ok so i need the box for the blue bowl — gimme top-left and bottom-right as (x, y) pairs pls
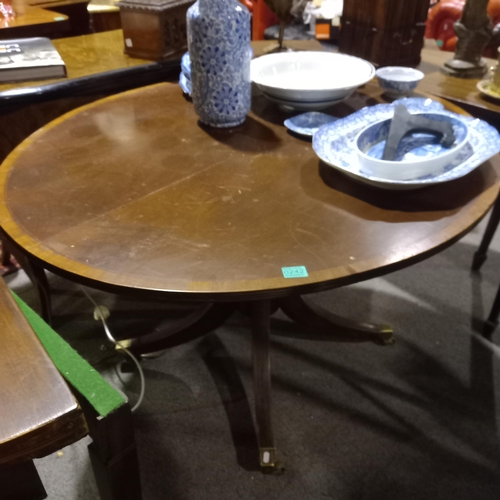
(376, 66), (424, 97)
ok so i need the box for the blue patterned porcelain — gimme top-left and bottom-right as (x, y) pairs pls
(187, 0), (251, 128)
(357, 113), (468, 160)
(312, 98), (500, 190)
(181, 52), (191, 80)
(375, 67), (424, 97)
(355, 113), (470, 181)
(179, 72), (192, 95)
(284, 112), (339, 137)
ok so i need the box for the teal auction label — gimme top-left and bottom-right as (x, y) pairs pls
(282, 266), (308, 278)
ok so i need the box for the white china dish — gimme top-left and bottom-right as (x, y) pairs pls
(312, 98), (500, 190)
(375, 66), (424, 97)
(261, 91), (348, 111)
(354, 113), (470, 181)
(251, 51), (375, 103)
(284, 112), (339, 137)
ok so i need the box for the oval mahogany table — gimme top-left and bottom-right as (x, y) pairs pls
(1, 82), (499, 471)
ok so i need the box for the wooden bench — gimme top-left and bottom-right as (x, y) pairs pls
(0, 277), (143, 499)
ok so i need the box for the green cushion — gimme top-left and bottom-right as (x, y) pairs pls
(12, 292), (126, 417)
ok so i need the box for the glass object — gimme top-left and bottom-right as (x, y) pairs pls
(0, 0), (15, 19)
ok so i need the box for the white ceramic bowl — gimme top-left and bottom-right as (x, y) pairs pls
(354, 112), (470, 181)
(251, 51), (375, 102)
(375, 67), (424, 97)
(261, 90), (350, 111)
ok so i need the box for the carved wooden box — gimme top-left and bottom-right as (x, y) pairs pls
(118, 0), (194, 61)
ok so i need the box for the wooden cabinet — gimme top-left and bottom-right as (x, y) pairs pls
(339, 0), (431, 67)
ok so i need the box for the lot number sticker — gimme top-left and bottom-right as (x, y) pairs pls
(282, 266), (308, 278)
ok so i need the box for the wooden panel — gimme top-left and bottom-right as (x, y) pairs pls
(0, 278), (87, 464)
(340, 21), (426, 67)
(340, 0), (431, 65)
(342, 0), (430, 29)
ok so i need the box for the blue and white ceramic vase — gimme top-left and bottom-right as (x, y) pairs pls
(187, 0), (251, 128)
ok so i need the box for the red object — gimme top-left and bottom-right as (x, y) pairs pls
(240, 0), (279, 40)
(426, 0), (500, 52)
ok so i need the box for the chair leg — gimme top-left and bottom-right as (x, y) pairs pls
(1, 236), (12, 267)
(73, 391), (142, 500)
(0, 229), (52, 324)
(484, 282), (500, 336)
(0, 460), (47, 500)
(473, 190), (500, 271)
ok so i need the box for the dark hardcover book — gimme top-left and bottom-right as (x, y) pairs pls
(0, 37), (66, 83)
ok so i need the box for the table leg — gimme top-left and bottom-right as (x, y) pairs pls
(250, 300), (284, 474)
(472, 190), (500, 271)
(0, 460), (47, 500)
(0, 228), (52, 324)
(1, 236), (12, 266)
(279, 295), (394, 345)
(484, 282), (500, 337)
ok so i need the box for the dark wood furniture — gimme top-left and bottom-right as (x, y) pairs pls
(27, 0), (92, 37)
(472, 191), (500, 273)
(340, 0), (431, 66)
(0, 79), (498, 470)
(418, 40), (500, 123)
(0, 277), (143, 499)
(88, 0), (121, 32)
(119, 0), (194, 61)
(417, 43), (500, 338)
(0, 6), (70, 39)
(0, 277), (87, 498)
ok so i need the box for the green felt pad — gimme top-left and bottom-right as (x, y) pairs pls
(12, 292), (126, 417)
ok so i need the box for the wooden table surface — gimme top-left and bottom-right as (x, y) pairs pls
(418, 40), (500, 120)
(0, 81), (498, 300)
(0, 6), (69, 37)
(0, 6), (68, 29)
(0, 278), (87, 464)
(0, 29), (149, 94)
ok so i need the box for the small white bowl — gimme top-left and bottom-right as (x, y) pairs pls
(376, 67), (424, 97)
(251, 51), (375, 103)
(354, 112), (470, 181)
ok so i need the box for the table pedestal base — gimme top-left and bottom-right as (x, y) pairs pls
(126, 295), (394, 472)
(3, 234), (395, 474)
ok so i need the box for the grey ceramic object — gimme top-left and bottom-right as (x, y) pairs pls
(187, 0), (251, 128)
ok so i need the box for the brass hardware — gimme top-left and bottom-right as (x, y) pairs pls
(259, 447), (276, 467)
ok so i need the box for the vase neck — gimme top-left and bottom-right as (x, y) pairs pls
(199, 0), (234, 9)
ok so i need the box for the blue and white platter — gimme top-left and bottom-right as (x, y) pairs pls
(312, 97), (500, 190)
(284, 112), (339, 137)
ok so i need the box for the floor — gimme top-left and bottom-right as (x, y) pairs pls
(6, 213), (500, 500)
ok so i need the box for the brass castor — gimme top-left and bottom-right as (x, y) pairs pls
(262, 461), (285, 475)
(374, 326), (395, 346)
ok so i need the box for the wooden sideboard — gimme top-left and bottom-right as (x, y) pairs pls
(0, 5), (70, 38)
